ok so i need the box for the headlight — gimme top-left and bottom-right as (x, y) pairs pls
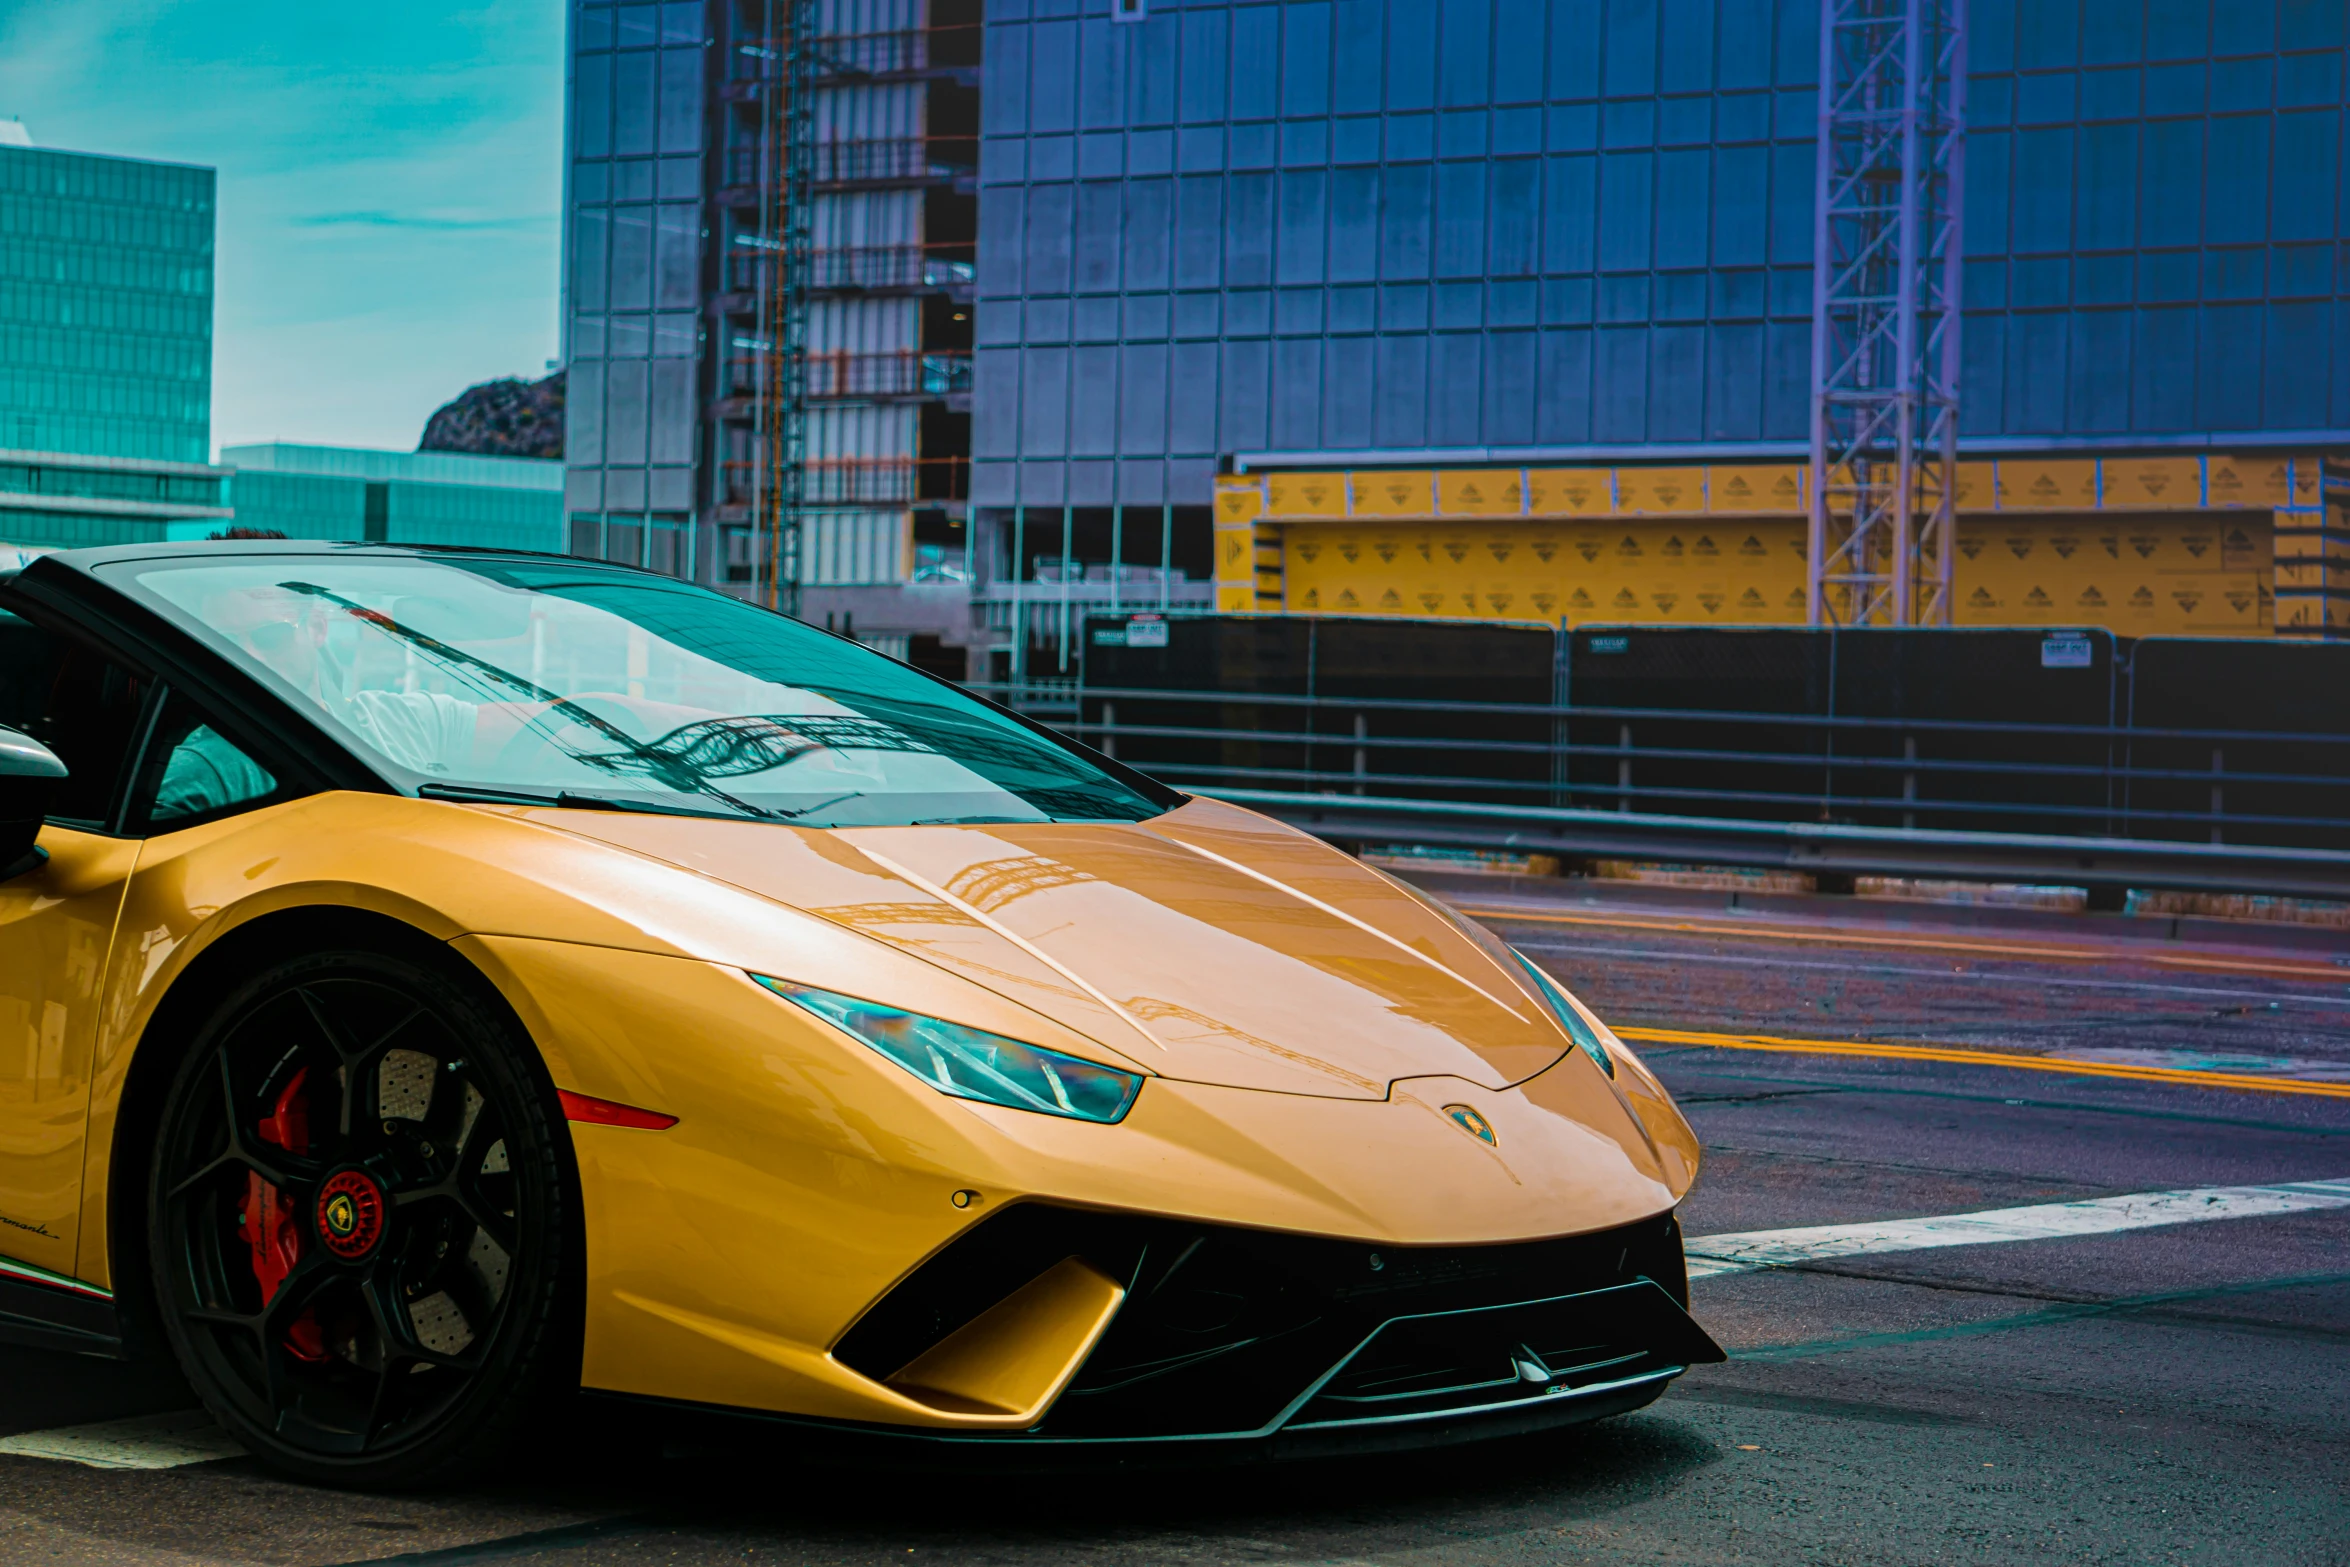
(754, 976), (1143, 1123)
(1511, 950), (1615, 1078)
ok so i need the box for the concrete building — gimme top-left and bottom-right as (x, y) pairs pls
(0, 123), (231, 550)
(560, 0), (2350, 661)
(208, 444), (565, 554)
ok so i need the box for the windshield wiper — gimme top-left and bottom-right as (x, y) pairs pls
(415, 782), (744, 819)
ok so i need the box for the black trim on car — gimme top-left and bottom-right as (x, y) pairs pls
(0, 554), (393, 808)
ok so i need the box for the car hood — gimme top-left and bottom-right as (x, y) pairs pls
(535, 795), (1571, 1100)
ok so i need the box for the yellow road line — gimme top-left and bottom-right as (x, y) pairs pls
(1456, 904), (2348, 983)
(1614, 1024), (2350, 1100)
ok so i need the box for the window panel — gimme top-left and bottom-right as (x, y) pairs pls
(1021, 346), (1070, 456)
(1070, 345), (1118, 454)
(605, 357), (649, 463)
(1598, 151), (1653, 272)
(1427, 332), (1481, 444)
(1282, 2), (1332, 116)
(1026, 182), (1076, 294)
(1488, 158), (1539, 276)
(1322, 334), (1374, 447)
(1226, 171), (1275, 286)
(1380, 162), (1433, 278)
(1372, 333), (1427, 445)
(614, 50), (655, 156)
(1440, 0), (1490, 107)
(1168, 342), (1220, 451)
(653, 203), (698, 308)
(1541, 155), (1596, 272)
(1119, 343), (1168, 452)
(1277, 170), (1329, 284)
(649, 358), (694, 463)
(1179, 9), (1228, 122)
(1492, 0), (1543, 103)
(571, 208), (609, 313)
(1175, 174), (1223, 287)
(1122, 177), (1172, 289)
(657, 49), (701, 154)
(1218, 338), (1269, 451)
(1387, 0), (1437, 111)
(1435, 160), (1487, 277)
(1271, 337), (1321, 448)
(1033, 21), (1078, 132)
(2204, 116), (2270, 246)
(1076, 181), (1122, 290)
(1329, 166), (1379, 282)
(1232, 5), (1278, 119)
(1535, 327), (1592, 442)
(574, 52), (612, 159)
(609, 206), (653, 310)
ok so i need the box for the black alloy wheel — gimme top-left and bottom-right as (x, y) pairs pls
(150, 948), (576, 1487)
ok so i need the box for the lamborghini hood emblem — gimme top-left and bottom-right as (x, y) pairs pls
(1443, 1104), (1498, 1146)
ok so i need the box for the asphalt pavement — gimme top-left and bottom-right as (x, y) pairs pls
(3, 877), (2346, 1566)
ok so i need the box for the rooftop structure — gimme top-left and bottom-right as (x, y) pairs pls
(206, 444), (564, 554)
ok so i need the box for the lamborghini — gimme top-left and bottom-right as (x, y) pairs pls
(0, 540), (1718, 1487)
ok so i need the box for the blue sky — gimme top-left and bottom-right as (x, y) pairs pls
(0, 1), (566, 456)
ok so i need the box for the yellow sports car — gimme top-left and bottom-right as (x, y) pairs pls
(0, 541), (1717, 1487)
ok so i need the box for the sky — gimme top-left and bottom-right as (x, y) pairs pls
(0, 1), (566, 457)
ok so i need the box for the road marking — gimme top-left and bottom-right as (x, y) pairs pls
(1615, 1023), (2350, 1099)
(1685, 1177), (2350, 1280)
(0, 1408), (244, 1469)
(1456, 904), (2349, 982)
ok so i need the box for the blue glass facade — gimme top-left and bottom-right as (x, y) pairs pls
(0, 141), (214, 465)
(970, 0), (2350, 510)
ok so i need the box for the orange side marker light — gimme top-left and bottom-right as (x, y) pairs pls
(557, 1089), (680, 1130)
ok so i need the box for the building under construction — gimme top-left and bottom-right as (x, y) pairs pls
(559, 0), (2350, 672)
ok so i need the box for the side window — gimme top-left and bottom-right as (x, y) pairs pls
(0, 614), (157, 829)
(129, 693), (281, 834)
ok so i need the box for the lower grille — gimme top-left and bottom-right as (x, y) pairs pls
(833, 1205), (1723, 1442)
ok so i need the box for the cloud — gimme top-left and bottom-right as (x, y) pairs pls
(297, 210), (555, 232)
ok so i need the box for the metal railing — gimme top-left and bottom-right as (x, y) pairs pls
(726, 246), (975, 293)
(1194, 789), (2350, 903)
(726, 139), (975, 190)
(734, 25), (982, 80)
(980, 680), (2350, 853)
(723, 350), (972, 400)
(720, 456), (967, 506)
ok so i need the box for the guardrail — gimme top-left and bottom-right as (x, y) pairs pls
(1196, 788), (2350, 903)
(1024, 679), (2350, 851)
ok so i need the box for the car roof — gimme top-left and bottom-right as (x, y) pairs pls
(44, 540), (617, 574)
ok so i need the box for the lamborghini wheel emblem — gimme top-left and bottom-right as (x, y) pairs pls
(316, 1170), (386, 1260)
(1443, 1104), (1498, 1147)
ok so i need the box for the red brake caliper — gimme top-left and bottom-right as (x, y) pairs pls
(241, 1068), (328, 1361)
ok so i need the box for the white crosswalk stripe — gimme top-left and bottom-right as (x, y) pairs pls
(0, 1409), (244, 1470)
(1685, 1177), (2350, 1280)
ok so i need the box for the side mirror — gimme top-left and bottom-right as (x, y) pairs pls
(0, 726), (67, 881)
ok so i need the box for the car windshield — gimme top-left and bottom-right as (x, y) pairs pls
(107, 552), (1178, 828)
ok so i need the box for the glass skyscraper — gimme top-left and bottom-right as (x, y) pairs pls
(0, 127), (230, 550)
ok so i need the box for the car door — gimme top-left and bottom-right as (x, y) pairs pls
(0, 614), (153, 1285)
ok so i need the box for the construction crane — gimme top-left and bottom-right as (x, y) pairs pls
(1806, 0), (1969, 627)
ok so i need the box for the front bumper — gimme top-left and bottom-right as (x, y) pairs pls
(620, 1205), (1723, 1465)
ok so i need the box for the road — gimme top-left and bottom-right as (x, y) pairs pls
(3, 879), (2346, 1565)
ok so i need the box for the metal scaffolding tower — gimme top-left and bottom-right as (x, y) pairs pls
(1805, 0), (1968, 627)
(753, 0), (815, 616)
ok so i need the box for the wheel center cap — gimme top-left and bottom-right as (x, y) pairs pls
(315, 1169), (386, 1260)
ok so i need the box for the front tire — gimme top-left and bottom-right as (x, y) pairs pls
(148, 947), (576, 1487)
